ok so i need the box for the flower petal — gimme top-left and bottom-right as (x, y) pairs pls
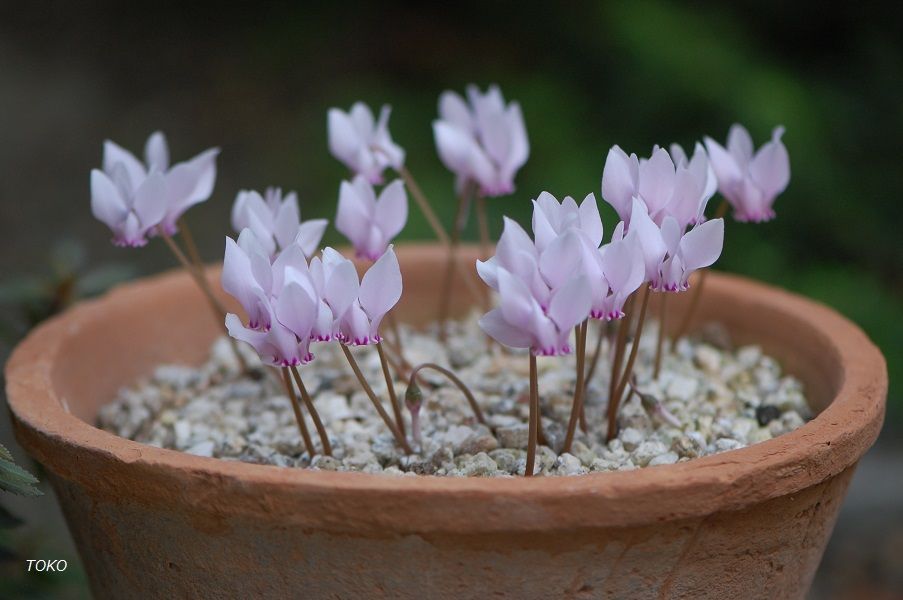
(478, 308), (532, 349)
(144, 131), (169, 172)
(679, 218), (724, 272)
(90, 169), (128, 228)
(374, 179), (408, 242)
(103, 140), (146, 187)
(601, 145), (638, 222)
(359, 246), (402, 321)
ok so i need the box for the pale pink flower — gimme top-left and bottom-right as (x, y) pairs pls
(335, 176), (408, 261)
(479, 268), (591, 356)
(652, 216), (724, 292)
(222, 229), (319, 366)
(433, 84), (529, 197)
(601, 144), (714, 229)
(336, 246), (403, 345)
(90, 165), (166, 247)
(704, 124), (790, 222)
(231, 187), (327, 258)
(328, 102), (405, 184)
(531, 191), (604, 253)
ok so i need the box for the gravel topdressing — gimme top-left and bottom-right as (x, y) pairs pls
(98, 314), (812, 477)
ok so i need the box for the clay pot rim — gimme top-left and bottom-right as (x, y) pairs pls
(5, 243), (887, 532)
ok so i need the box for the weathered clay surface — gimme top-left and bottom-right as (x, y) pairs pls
(5, 244), (887, 599)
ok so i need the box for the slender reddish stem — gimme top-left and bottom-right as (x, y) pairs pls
(525, 354), (539, 477)
(562, 320), (588, 454)
(289, 366), (332, 456)
(653, 292), (668, 379)
(407, 363), (486, 426)
(159, 229), (249, 372)
(396, 164), (450, 246)
(281, 367), (315, 457)
(376, 342), (405, 437)
(608, 286), (651, 441)
(438, 183), (473, 341)
(340, 344), (413, 454)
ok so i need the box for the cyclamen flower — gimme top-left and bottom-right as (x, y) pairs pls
(531, 196), (644, 322)
(336, 246), (403, 345)
(231, 187), (328, 258)
(531, 191), (604, 253)
(601, 144), (714, 229)
(222, 230), (319, 366)
(476, 217), (550, 308)
(90, 165), (167, 247)
(335, 176), (408, 261)
(704, 124), (790, 222)
(479, 268), (591, 356)
(595, 225), (646, 319)
(627, 198), (725, 292)
(433, 84), (529, 197)
(91, 132), (218, 247)
(328, 102), (405, 184)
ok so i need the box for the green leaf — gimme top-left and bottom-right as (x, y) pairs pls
(0, 443), (12, 462)
(0, 458), (42, 497)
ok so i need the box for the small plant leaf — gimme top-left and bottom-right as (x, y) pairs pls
(0, 443), (12, 462)
(0, 457), (43, 497)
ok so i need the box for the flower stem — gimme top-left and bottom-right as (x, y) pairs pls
(438, 183), (473, 342)
(673, 199), (729, 340)
(581, 320), (609, 434)
(608, 286), (651, 441)
(281, 367), (315, 457)
(475, 194), (492, 311)
(525, 354), (539, 477)
(653, 292), (668, 379)
(608, 296), (634, 406)
(289, 365), (332, 456)
(562, 320), (588, 454)
(407, 363), (486, 426)
(396, 165), (450, 246)
(158, 229), (249, 372)
(177, 216), (204, 273)
(376, 342), (405, 437)
(340, 344), (413, 454)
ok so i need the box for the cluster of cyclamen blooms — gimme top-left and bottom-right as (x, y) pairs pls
(475, 144), (728, 356)
(222, 231), (402, 367)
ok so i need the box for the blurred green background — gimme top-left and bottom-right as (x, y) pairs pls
(1, 1), (900, 597)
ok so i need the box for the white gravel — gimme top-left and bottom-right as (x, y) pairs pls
(98, 313), (812, 477)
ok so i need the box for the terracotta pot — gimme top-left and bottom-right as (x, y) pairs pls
(5, 243), (886, 599)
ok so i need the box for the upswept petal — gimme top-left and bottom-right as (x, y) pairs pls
(601, 145), (638, 222)
(749, 127), (790, 198)
(359, 246), (402, 323)
(328, 108), (361, 165)
(103, 140), (146, 187)
(478, 308), (533, 349)
(144, 131), (170, 172)
(132, 171), (167, 229)
(90, 169), (128, 228)
(637, 147), (676, 216)
(374, 179), (408, 241)
(679, 218), (724, 272)
(727, 123), (754, 166)
(547, 275), (591, 332)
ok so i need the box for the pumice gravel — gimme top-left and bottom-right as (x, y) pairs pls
(99, 314), (811, 477)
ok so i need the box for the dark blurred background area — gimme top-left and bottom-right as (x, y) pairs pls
(0, 2), (900, 598)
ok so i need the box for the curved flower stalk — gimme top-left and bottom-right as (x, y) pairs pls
(335, 176), (408, 261)
(601, 144), (715, 229)
(231, 187), (328, 259)
(328, 102), (405, 184)
(704, 124), (790, 222)
(433, 84), (529, 197)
